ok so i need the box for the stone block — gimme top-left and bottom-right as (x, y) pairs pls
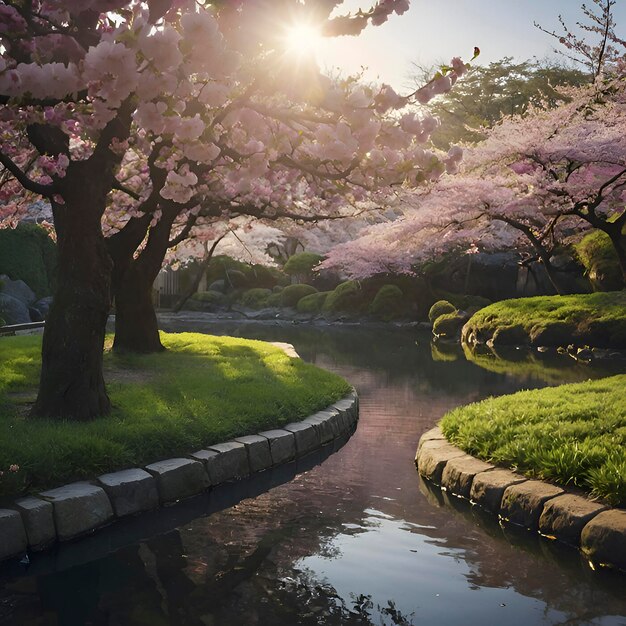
(417, 426), (446, 454)
(97, 468), (159, 517)
(500, 480), (564, 529)
(0, 509), (27, 560)
(203, 441), (250, 483)
(233, 435), (272, 473)
(301, 413), (335, 444)
(283, 422), (320, 456)
(441, 456), (494, 499)
(332, 395), (358, 431)
(145, 458), (210, 503)
(415, 440), (466, 485)
(12, 496), (55, 550)
(258, 429), (296, 465)
(40, 482), (114, 541)
(539, 494), (607, 547)
(470, 469), (527, 513)
(581, 509), (626, 571)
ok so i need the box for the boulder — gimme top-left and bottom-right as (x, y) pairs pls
(0, 276), (35, 305)
(580, 509), (626, 571)
(470, 469), (527, 513)
(441, 456), (494, 499)
(500, 480), (564, 529)
(29, 306), (44, 322)
(415, 440), (467, 485)
(0, 293), (31, 325)
(33, 297), (53, 318)
(539, 494), (607, 547)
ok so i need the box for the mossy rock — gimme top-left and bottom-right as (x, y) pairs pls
(369, 285), (408, 321)
(435, 291), (492, 313)
(323, 281), (370, 315)
(433, 311), (466, 338)
(281, 284), (318, 307)
(239, 288), (272, 309)
(490, 325), (529, 347)
(283, 252), (324, 277)
(530, 321), (574, 347)
(297, 291), (329, 314)
(428, 300), (457, 323)
(575, 231), (622, 292)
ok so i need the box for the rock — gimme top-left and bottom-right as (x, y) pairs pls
(0, 276), (35, 305)
(500, 480), (564, 529)
(203, 441), (250, 483)
(470, 469), (527, 513)
(28, 306), (44, 322)
(539, 494), (607, 547)
(233, 435), (273, 472)
(145, 458), (210, 503)
(416, 426), (446, 454)
(12, 496), (55, 550)
(40, 482), (114, 540)
(441, 456), (494, 499)
(282, 422), (320, 456)
(415, 440), (467, 485)
(258, 429), (296, 465)
(489, 325), (529, 347)
(97, 468), (159, 517)
(301, 411), (336, 444)
(0, 293), (31, 325)
(0, 509), (27, 560)
(580, 509), (626, 571)
(530, 322), (574, 347)
(208, 279), (226, 293)
(33, 297), (53, 317)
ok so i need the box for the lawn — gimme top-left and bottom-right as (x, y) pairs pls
(462, 291), (626, 348)
(0, 332), (350, 498)
(440, 375), (626, 506)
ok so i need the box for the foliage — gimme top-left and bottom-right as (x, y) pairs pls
(574, 230), (623, 291)
(280, 284), (318, 308)
(323, 281), (370, 315)
(239, 288), (272, 309)
(441, 375), (626, 506)
(266, 292), (284, 307)
(191, 290), (227, 307)
(432, 311), (465, 337)
(428, 300), (457, 323)
(297, 291), (330, 314)
(0, 224), (57, 298)
(463, 292), (626, 348)
(283, 252), (324, 277)
(0, 333), (350, 497)
(434, 291), (492, 313)
(369, 284), (408, 321)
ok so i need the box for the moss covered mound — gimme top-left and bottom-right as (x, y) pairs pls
(297, 291), (329, 314)
(323, 281), (370, 315)
(280, 284), (318, 307)
(428, 300), (457, 323)
(575, 231), (622, 292)
(369, 285), (408, 321)
(441, 375), (626, 506)
(462, 292), (626, 349)
(0, 332), (350, 498)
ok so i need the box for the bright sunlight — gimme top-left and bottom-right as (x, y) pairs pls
(283, 22), (323, 57)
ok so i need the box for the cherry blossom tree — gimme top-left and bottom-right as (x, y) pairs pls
(0, 0), (471, 419)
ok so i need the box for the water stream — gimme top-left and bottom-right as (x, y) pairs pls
(1, 321), (624, 625)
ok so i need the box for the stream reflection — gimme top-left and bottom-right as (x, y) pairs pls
(0, 321), (624, 625)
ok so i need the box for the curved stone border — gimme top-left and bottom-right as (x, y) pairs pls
(0, 345), (359, 564)
(415, 427), (626, 573)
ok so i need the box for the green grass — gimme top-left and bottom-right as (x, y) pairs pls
(440, 375), (626, 506)
(463, 292), (626, 348)
(0, 332), (350, 498)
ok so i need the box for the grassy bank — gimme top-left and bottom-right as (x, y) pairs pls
(440, 375), (626, 506)
(0, 332), (350, 498)
(462, 291), (626, 348)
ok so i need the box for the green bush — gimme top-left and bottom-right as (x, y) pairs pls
(369, 284), (408, 321)
(297, 291), (329, 314)
(266, 292), (283, 307)
(575, 230), (622, 291)
(204, 255), (288, 290)
(283, 252), (324, 278)
(434, 291), (492, 312)
(191, 290), (227, 306)
(323, 280), (369, 315)
(433, 311), (465, 337)
(0, 224), (57, 297)
(0, 317), (5, 327)
(428, 300), (457, 323)
(239, 288), (272, 308)
(281, 284), (318, 307)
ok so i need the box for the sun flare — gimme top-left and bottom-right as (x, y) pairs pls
(284, 22), (323, 56)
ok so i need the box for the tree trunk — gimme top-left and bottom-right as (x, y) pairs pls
(607, 230), (626, 287)
(32, 175), (112, 420)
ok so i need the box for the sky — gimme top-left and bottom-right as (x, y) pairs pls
(315, 0), (626, 90)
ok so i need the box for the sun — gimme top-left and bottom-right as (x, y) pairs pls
(283, 22), (323, 57)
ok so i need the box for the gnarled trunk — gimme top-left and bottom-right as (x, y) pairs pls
(32, 171), (112, 420)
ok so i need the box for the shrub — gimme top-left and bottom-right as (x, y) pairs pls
(433, 311), (466, 337)
(369, 284), (408, 321)
(323, 280), (369, 315)
(0, 224), (57, 297)
(239, 288), (272, 308)
(575, 230), (622, 291)
(281, 284), (318, 307)
(191, 290), (227, 307)
(297, 291), (329, 314)
(435, 291), (492, 312)
(266, 292), (283, 307)
(428, 300), (456, 323)
(0, 317), (5, 327)
(283, 252), (324, 279)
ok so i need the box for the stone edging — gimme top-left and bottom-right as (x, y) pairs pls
(415, 427), (626, 573)
(0, 354), (358, 564)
